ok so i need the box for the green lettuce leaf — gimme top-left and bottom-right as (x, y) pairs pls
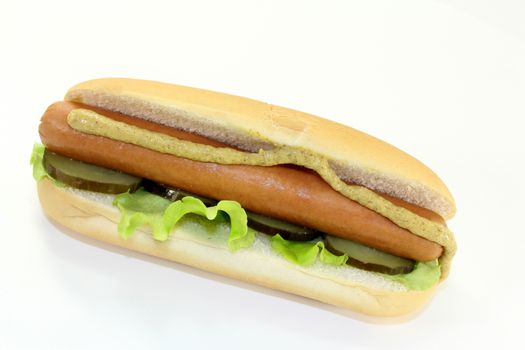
(30, 143), (47, 181)
(270, 234), (319, 265)
(270, 234), (348, 266)
(113, 189), (254, 251)
(164, 196), (253, 251)
(113, 189), (172, 240)
(385, 260), (441, 291)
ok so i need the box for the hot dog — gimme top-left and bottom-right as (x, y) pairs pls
(32, 78), (456, 316)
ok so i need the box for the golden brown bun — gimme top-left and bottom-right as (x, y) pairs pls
(65, 78), (455, 220)
(37, 178), (437, 317)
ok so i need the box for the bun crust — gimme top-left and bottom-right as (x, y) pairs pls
(65, 78), (455, 219)
(37, 178), (436, 317)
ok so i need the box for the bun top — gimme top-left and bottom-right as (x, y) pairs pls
(65, 78), (456, 219)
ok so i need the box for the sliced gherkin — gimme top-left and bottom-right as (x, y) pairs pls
(324, 235), (415, 275)
(43, 149), (141, 194)
(247, 212), (320, 241)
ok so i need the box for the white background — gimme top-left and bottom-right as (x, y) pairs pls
(1, 0), (524, 349)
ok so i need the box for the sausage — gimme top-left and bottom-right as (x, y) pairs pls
(39, 101), (443, 261)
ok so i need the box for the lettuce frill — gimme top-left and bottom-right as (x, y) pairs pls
(113, 189), (254, 251)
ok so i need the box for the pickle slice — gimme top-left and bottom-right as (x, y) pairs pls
(141, 180), (218, 206)
(324, 235), (415, 275)
(43, 149), (141, 194)
(247, 212), (320, 241)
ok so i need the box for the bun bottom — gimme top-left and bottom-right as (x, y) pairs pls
(37, 178), (436, 317)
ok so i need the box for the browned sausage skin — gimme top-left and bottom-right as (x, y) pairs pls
(39, 101), (443, 261)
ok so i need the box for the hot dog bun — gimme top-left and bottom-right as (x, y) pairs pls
(34, 78), (456, 316)
(37, 178), (436, 317)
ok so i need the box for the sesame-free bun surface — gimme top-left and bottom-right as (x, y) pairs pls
(37, 178), (436, 317)
(65, 78), (455, 219)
